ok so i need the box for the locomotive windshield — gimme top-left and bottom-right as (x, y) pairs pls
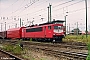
(54, 26), (63, 29)
(54, 26), (63, 33)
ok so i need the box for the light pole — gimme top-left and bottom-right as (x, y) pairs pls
(69, 23), (70, 34)
(47, 3), (52, 22)
(49, 4), (52, 22)
(65, 15), (68, 36)
(15, 23), (17, 28)
(0, 23), (2, 31)
(76, 22), (78, 36)
(47, 6), (49, 22)
(67, 25), (68, 34)
(85, 0), (88, 38)
(20, 18), (21, 27)
(9, 25), (10, 29)
(5, 22), (6, 31)
(22, 20), (24, 27)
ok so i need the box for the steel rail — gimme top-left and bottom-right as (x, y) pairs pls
(0, 49), (24, 60)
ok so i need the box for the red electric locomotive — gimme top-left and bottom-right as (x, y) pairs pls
(22, 20), (65, 42)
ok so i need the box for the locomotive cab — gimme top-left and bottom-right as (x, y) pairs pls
(53, 25), (65, 42)
(43, 20), (65, 42)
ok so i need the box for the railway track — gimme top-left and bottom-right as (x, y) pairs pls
(28, 45), (88, 60)
(0, 40), (88, 59)
(18, 41), (87, 59)
(1, 40), (88, 50)
(22, 41), (88, 59)
(21, 41), (88, 50)
(0, 49), (23, 60)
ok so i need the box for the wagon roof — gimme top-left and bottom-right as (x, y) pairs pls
(0, 31), (6, 32)
(7, 27), (25, 31)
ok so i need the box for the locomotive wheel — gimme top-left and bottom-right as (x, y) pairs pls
(52, 38), (62, 43)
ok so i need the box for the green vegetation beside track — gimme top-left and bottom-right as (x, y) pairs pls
(63, 35), (90, 43)
(2, 43), (22, 55)
(63, 35), (90, 60)
(86, 43), (90, 60)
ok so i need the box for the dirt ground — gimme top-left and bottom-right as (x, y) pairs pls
(22, 48), (69, 60)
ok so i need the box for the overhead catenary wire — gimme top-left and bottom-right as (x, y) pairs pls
(18, 0), (76, 18)
(0, 0), (85, 18)
(68, 6), (90, 13)
(22, 0), (84, 18)
(6, 0), (85, 22)
(16, 0), (48, 16)
(53, 6), (90, 19)
(53, 0), (74, 8)
(5, 0), (41, 17)
(53, 0), (84, 11)
(11, 0), (25, 14)
(52, 0), (84, 19)
(1, 0), (81, 19)
(0, 0), (19, 15)
(0, 0), (84, 20)
(7, 0), (36, 16)
(12, 5), (89, 27)
(4, 0), (73, 18)
(17, 0), (73, 17)
(0, 0), (88, 30)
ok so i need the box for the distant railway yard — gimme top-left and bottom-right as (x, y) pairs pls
(0, 37), (89, 60)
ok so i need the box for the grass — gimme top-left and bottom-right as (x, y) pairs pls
(64, 35), (90, 39)
(2, 43), (22, 55)
(40, 58), (47, 60)
(22, 48), (36, 60)
(86, 43), (90, 60)
(3, 44), (13, 52)
(13, 45), (22, 55)
(23, 55), (35, 60)
(63, 35), (90, 43)
(63, 35), (90, 60)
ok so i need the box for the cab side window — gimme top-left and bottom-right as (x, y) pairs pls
(44, 27), (46, 30)
(48, 26), (51, 30)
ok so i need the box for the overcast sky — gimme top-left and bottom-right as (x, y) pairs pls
(0, 0), (90, 31)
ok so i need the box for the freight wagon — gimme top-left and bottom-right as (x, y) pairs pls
(7, 27), (25, 39)
(0, 31), (7, 39)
